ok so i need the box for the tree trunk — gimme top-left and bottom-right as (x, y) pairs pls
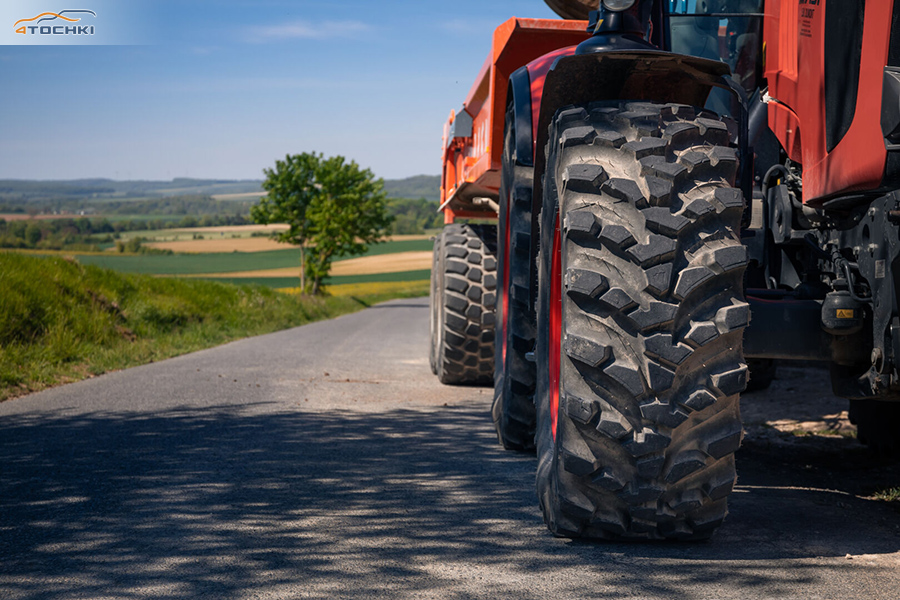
(315, 248), (330, 296)
(300, 245), (306, 293)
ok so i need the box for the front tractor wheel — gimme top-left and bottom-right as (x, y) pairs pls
(535, 101), (749, 540)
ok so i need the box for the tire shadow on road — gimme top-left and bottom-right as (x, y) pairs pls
(1, 398), (899, 599)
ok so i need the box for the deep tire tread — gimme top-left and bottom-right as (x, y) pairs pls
(536, 101), (748, 541)
(433, 223), (497, 385)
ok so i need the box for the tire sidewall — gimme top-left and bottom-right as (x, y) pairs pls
(535, 142), (565, 532)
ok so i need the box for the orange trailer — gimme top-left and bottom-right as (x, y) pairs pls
(438, 18), (589, 224)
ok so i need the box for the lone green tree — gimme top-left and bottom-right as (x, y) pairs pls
(252, 152), (392, 294)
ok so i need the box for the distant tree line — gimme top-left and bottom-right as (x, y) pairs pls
(386, 198), (443, 234)
(0, 195), (255, 218)
(0, 192), (443, 253)
(382, 175), (441, 202)
(0, 178), (263, 202)
(0, 199), (441, 253)
(99, 196), (255, 216)
(0, 214), (249, 251)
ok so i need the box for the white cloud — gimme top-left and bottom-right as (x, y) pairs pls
(246, 20), (370, 42)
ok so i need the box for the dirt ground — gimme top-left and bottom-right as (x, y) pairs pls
(739, 362), (900, 503)
(742, 363), (854, 438)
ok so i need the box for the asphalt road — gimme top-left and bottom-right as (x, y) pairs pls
(2, 297), (900, 599)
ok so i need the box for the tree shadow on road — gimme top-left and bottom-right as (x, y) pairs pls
(1, 401), (899, 599)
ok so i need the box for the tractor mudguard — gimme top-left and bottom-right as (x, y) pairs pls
(508, 66), (535, 169)
(527, 50), (744, 309)
(531, 50), (732, 207)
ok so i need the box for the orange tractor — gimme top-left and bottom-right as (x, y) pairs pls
(429, 0), (900, 539)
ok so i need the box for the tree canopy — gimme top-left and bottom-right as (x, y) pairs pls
(251, 152), (392, 294)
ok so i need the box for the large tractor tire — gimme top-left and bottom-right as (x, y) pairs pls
(849, 400), (900, 455)
(429, 233), (441, 375)
(430, 223), (498, 385)
(535, 101), (749, 540)
(493, 104), (538, 452)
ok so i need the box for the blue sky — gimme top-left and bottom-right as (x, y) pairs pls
(0, 0), (561, 181)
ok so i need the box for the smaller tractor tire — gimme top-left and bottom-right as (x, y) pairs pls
(493, 103), (538, 452)
(429, 234), (441, 375)
(430, 222), (498, 385)
(745, 359), (776, 392)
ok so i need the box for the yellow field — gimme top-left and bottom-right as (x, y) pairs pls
(194, 251), (431, 278)
(163, 224), (289, 234)
(332, 250), (430, 275)
(282, 279), (430, 297)
(143, 231), (430, 254)
(146, 237), (287, 253)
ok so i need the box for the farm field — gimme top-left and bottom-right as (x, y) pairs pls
(146, 237), (287, 253)
(139, 232), (431, 255)
(66, 233), (436, 287)
(114, 224), (291, 253)
(210, 191), (266, 201)
(0, 213), (90, 222)
(196, 251), (431, 278)
(117, 225), (427, 245)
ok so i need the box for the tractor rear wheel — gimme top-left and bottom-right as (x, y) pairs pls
(429, 232), (442, 375)
(431, 223), (498, 385)
(535, 101), (749, 540)
(493, 104), (538, 452)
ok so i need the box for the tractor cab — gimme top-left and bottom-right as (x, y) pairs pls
(666, 0), (764, 94)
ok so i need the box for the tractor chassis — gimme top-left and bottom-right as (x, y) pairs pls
(744, 187), (900, 402)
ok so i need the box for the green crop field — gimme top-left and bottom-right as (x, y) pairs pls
(74, 238), (434, 275)
(76, 248), (300, 274)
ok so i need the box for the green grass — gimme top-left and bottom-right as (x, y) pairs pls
(344, 238), (432, 257)
(72, 238), (434, 275)
(874, 487), (900, 503)
(0, 252), (428, 401)
(326, 269), (432, 285)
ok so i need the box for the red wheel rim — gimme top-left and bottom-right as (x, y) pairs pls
(501, 189), (512, 367)
(549, 213), (562, 441)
